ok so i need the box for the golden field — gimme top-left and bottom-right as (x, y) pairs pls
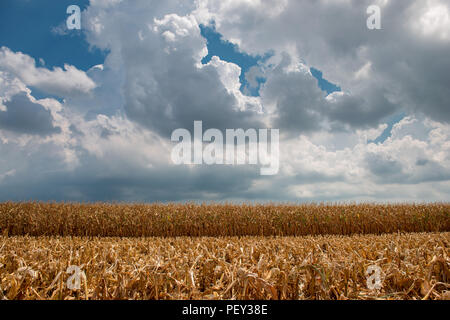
(0, 202), (448, 300)
(0, 233), (449, 300)
(0, 202), (448, 237)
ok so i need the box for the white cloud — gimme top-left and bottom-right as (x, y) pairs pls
(0, 47), (96, 97)
(412, 0), (450, 41)
(0, 1), (449, 202)
(198, 0), (450, 123)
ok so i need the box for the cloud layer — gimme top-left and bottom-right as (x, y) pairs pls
(0, 0), (449, 202)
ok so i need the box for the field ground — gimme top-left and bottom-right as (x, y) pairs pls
(0, 203), (448, 300)
(1, 232), (449, 300)
(1, 202), (449, 237)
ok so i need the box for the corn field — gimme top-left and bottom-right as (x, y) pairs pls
(0, 202), (448, 237)
(0, 202), (449, 300)
(0, 233), (449, 300)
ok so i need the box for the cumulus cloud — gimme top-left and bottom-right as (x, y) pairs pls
(0, 92), (61, 136)
(0, 47), (96, 97)
(0, 0), (449, 202)
(83, 6), (264, 136)
(260, 55), (326, 134)
(197, 0), (450, 124)
(0, 71), (61, 136)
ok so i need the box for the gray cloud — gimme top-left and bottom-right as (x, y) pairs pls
(260, 55), (326, 134)
(202, 0), (450, 127)
(0, 92), (60, 136)
(366, 152), (450, 185)
(0, 150), (260, 202)
(325, 88), (398, 129)
(0, 1), (449, 203)
(82, 5), (264, 138)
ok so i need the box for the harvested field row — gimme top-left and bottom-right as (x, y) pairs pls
(0, 202), (449, 237)
(0, 232), (449, 300)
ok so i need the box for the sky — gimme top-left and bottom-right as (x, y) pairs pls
(0, 0), (449, 202)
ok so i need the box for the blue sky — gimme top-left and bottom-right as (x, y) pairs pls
(0, 0), (105, 71)
(199, 24), (403, 144)
(200, 24), (270, 96)
(1, 1), (448, 202)
(200, 24), (342, 97)
(0, 0), (398, 144)
(309, 68), (341, 95)
(0, 0), (340, 98)
(0, 2), (339, 98)
(369, 113), (405, 144)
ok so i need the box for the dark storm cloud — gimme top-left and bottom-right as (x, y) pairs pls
(325, 89), (398, 129)
(366, 153), (450, 185)
(124, 58), (262, 137)
(0, 152), (260, 202)
(0, 92), (60, 136)
(261, 56), (325, 134)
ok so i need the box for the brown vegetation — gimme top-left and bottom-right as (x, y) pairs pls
(0, 232), (448, 300)
(0, 202), (448, 300)
(0, 202), (449, 237)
